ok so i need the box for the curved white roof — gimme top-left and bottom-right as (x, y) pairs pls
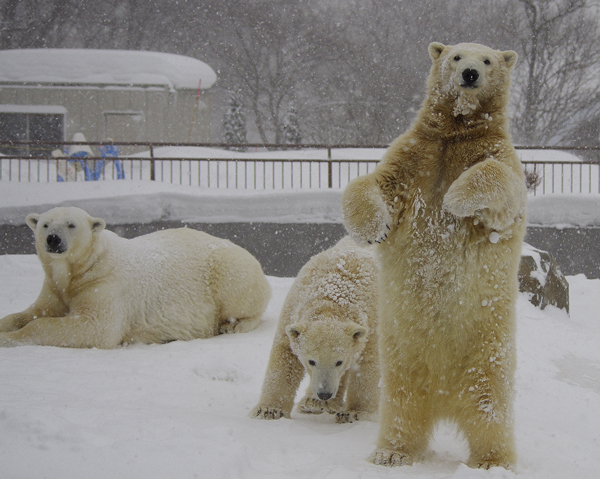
(0, 49), (216, 90)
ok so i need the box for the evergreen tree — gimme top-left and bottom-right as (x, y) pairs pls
(223, 93), (247, 151)
(282, 101), (301, 148)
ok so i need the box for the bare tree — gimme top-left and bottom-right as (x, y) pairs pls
(0, 0), (82, 49)
(507, 0), (600, 144)
(301, 0), (512, 144)
(186, 0), (342, 144)
(3, 0), (600, 147)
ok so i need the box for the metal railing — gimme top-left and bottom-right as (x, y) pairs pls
(1, 141), (600, 195)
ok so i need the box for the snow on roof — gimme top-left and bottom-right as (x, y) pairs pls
(0, 49), (217, 90)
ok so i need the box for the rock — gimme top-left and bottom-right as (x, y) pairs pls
(519, 243), (569, 314)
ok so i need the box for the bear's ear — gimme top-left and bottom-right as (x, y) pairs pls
(347, 324), (368, 341)
(90, 217), (106, 233)
(428, 42), (446, 61)
(286, 323), (306, 340)
(25, 213), (40, 232)
(502, 50), (518, 69)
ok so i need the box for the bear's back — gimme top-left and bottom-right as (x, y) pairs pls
(285, 237), (378, 326)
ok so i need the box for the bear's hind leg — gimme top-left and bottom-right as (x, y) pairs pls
(461, 416), (516, 470)
(371, 383), (434, 466)
(455, 368), (516, 469)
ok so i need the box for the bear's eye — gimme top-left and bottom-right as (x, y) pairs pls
(67, 223), (76, 229)
(43, 223), (49, 229)
(308, 360), (316, 366)
(484, 59), (491, 65)
(453, 55), (461, 61)
(335, 360), (343, 367)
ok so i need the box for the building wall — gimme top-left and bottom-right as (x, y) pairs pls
(0, 84), (213, 150)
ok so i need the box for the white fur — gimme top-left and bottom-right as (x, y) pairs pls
(249, 237), (380, 423)
(343, 42), (525, 470)
(0, 207), (271, 348)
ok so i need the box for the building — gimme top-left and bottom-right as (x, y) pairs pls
(0, 49), (217, 156)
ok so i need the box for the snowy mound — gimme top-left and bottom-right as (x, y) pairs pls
(527, 195), (600, 227)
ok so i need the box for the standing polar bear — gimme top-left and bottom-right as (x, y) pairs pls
(0, 206), (271, 348)
(250, 237), (379, 423)
(342, 43), (526, 469)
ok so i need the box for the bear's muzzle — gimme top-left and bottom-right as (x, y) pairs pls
(461, 68), (480, 88)
(46, 234), (66, 254)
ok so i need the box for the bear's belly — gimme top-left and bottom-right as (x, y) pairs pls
(378, 220), (519, 346)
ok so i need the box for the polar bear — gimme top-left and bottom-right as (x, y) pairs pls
(0, 206), (271, 348)
(342, 43), (526, 469)
(249, 237), (379, 423)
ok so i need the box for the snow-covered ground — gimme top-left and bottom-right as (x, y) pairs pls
(0, 258), (598, 479)
(0, 178), (599, 478)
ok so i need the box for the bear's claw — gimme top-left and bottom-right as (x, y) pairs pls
(335, 410), (376, 423)
(249, 406), (285, 420)
(297, 396), (326, 414)
(369, 449), (414, 467)
(335, 411), (359, 423)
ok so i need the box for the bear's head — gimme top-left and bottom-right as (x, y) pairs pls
(286, 319), (368, 401)
(26, 207), (106, 261)
(427, 42), (517, 117)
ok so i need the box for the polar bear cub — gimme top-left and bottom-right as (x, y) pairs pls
(0, 206), (271, 348)
(250, 237), (379, 423)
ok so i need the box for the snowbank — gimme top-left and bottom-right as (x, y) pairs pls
(527, 195), (600, 227)
(1, 181), (600, 227)
(0, 182), (344, 225)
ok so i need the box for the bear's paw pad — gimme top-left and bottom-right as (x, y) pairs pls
(249, 406), (285, 420)
(369, 449), (414, 467)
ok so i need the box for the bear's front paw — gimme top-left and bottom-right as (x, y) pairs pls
(297, 396), (326, 414)
(297, 395), (345, 415)
(342, 176), (393, 245)
(248, 405), (286, 420)
(0, 332), (21, 347)
(442, 187), (479, 219)
(347, 212), (391, 246)
(369, 448), (414, 467)
(335, 410), (376, 423)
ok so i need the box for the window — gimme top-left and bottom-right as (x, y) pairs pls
(0, 109), (65, 157)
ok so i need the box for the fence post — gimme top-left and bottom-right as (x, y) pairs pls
(327, 146), (332, 188)
(150, 145), (155, 181)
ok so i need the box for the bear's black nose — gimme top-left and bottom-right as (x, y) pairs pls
(462, 68), (479, 85)
(46, 234), (63, 253)
(317, 392), (333, 401)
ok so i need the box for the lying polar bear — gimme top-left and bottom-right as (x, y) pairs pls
(0, 206), (271, 348)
